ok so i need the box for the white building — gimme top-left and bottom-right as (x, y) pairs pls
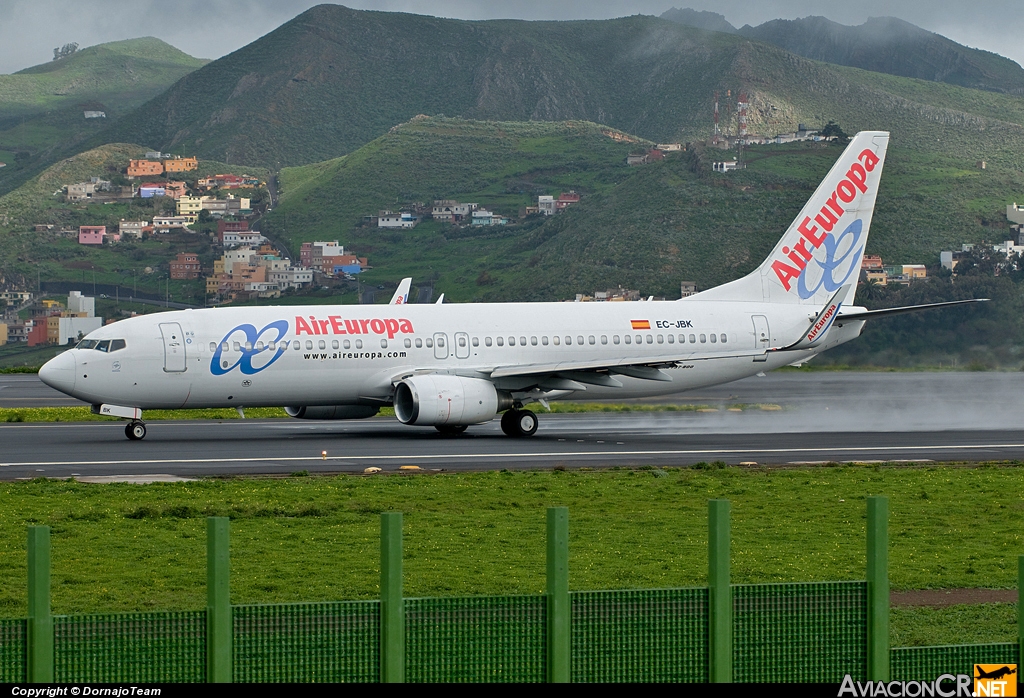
(1007, 204), (1024, 226)
(713, 161), (739, 172)
(67, 291), (95, 317)
(223, 230), (266, 248)
(58, 317), (103, 344)
(152, 216), (192, 231)
(118, 220), (148, 238)
(538, 196), (556, 216)
(270, 267), (314, 290)
(378, 212), (419, 229)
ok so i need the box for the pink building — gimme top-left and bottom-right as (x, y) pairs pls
(78, 226), (106, 245)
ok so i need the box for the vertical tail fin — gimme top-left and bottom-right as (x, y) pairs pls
(695, 131), (889, 306)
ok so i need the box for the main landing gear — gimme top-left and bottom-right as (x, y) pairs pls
(501, 408), (538, 437)
(125, 421), (147, 441)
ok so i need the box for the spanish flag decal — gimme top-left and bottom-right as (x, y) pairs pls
(631, 319), (651, 330)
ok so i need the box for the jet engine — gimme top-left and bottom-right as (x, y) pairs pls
(393, 374), (512, 426)
(285, 405), (380, 420)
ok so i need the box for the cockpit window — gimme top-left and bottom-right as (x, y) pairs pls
(77, 339), (98, 349)
(109, 339), (126, 352)
(96, 340), (111, 352)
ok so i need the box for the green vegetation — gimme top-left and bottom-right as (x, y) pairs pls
(0, 38), (207, 196)
(0, 407), (288, 423)
(891, 604), (1018, 647)
(0, 465), (1020, 647)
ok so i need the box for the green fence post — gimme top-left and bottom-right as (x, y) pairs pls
(867, 496), (889, 682)
(27, 526), (53, 683)
(1018, 556), (1023, 666)
(708, 499), (732, 683)
(546, 506), (570, 683)
(380, 511), (404, 683)
(206, 517), (231, 683)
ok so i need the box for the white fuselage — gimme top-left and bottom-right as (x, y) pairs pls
(43, 299), (864, 410)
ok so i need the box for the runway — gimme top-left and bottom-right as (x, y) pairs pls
(2, 371), (1022, 479)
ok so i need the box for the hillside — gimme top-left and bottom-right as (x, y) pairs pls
(0, 38), (207, 197)
(661, 9), (1024, 95)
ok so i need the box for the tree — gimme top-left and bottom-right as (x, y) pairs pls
(52, 42), (78, 61)
(820, 120), (849, 143)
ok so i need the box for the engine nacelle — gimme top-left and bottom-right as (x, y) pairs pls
(394, 375), (512, 426)
(285, 405), (380, 420)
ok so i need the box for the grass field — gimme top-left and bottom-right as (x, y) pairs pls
(0, 464), (1020, 646)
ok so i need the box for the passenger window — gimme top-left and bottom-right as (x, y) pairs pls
(508, 336), (516, 346)
(233, 342), (241, 351)
(700, 334), (707, 343)
(667, 335), (674, 344)
(344, 340), (352, 349)
(520, 336), (527, 346)
(624, 335), (631, 345)
(553, 336), (560, 346)
(710, 334), (717, 343)
(678, 334), (685, 343)
(110, 339), (126, 352)
(657, 335), (664, 344)
(293, 342), (300, 351)
(689, 334), (696, 343)
(645, 335), (653, 344)
(564, 336), (572, 345)
(577, 336), (584, 345)
(588, 336), (595, 345)
(415, 338), (422, 348)
(437, 337), (445, 347)
(497, 337), (504, 346)
(269, 341), (277, 351)
(209, 342), (217, 352)
(472, 337), (479, 347)
(426, 338), (433, 348)
(541, 336), (548, 345)
(257, 341), (265, 351)
(356, 340), (363, 349)
(244, 342), (253, 351)
(613, 335), (620, 345)
(96, 340), (110, 352)
(530, 336), (537, 346)
(721, 334), (728, 343)
(380, 339), (388, 348)
(318, 340), (326, 350)
(305, 341), (313, 350)
(485, 337), (492, 347)
(601, 335), (608, 345)
(458, 336), (467, 347)
(635, 335), (642, 344)
(332, 340), (339, 349)
(404, 338), (412, 348)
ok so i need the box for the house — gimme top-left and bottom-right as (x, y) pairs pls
(176, 196), (204, 216)
(139, 183), (166, 198)
(713, 161), (739, 172)
(83, 111), (105, 119)
(378, 211), (419, 229)
(162, 156), (198, 173)
(556, 191), (580, 210)
(222, 230), (265, 248)
(432, 200), (457, 222)
(1008, 203), (1024, 226)
(152, 216), (193, 231)
(197, 174), (261, 190)
(538, 196), (556, 216)
(656, 143), (683, 152)
(170, 253), (201, 280)
(68, 291), (94, 317)
(78, 226), (106, 245)
(66, 182), (99, 202)
(269, 267), (314, 290)
(470, 210), (508, 226)
(127, 159), (163, 177)
(118, 220), (148, 239)
(680, 281), (697, 298)
(627, 154), (648, 166)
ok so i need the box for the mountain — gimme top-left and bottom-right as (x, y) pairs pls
(0, 38), (207, 196)
(660, 8), (736, 34)
(661, 9), (1024, 94)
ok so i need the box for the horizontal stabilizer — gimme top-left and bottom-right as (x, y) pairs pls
(838, 298), (989, 322)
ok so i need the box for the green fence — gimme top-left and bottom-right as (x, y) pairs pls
(2, 498), (1021, 683)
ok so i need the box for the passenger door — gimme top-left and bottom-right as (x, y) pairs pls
(159, 322), (187, 372)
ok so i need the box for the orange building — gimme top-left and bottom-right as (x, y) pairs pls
(170, 252), (201, 279)
(163, 157), (198, 173)
(127, 159), (163, 177)
(163, 181), (187, 199)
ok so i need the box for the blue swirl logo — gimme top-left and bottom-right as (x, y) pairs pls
(797, 219), (864, 299)
(211, 320), (289, 375)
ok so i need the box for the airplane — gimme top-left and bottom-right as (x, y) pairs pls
(38, 131), (985, 441)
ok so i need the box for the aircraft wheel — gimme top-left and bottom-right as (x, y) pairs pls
(435, 424), (469, 436)
(515, 410), (538, 437)
(500, 410), (519, 437)
(125, 421), (147, 441)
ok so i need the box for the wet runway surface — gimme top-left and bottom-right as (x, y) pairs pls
(2, 371), (1021, 479)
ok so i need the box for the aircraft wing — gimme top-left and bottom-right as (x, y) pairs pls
(486, 348), (770, 380)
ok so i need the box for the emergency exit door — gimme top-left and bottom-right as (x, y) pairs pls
(159, 322), (187, 372)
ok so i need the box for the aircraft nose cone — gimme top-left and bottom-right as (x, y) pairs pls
(38, 350), (76, 396)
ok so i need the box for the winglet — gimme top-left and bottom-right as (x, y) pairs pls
(389, 278), (412, 305)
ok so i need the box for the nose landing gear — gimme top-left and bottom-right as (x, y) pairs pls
(125, 421), (147, 441)
(500, 408), (538, 437)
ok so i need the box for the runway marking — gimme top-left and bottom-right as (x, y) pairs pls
(3, 443), (1024, 468)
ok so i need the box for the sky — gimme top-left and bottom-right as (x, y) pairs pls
(1, 0), (1022, 74)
